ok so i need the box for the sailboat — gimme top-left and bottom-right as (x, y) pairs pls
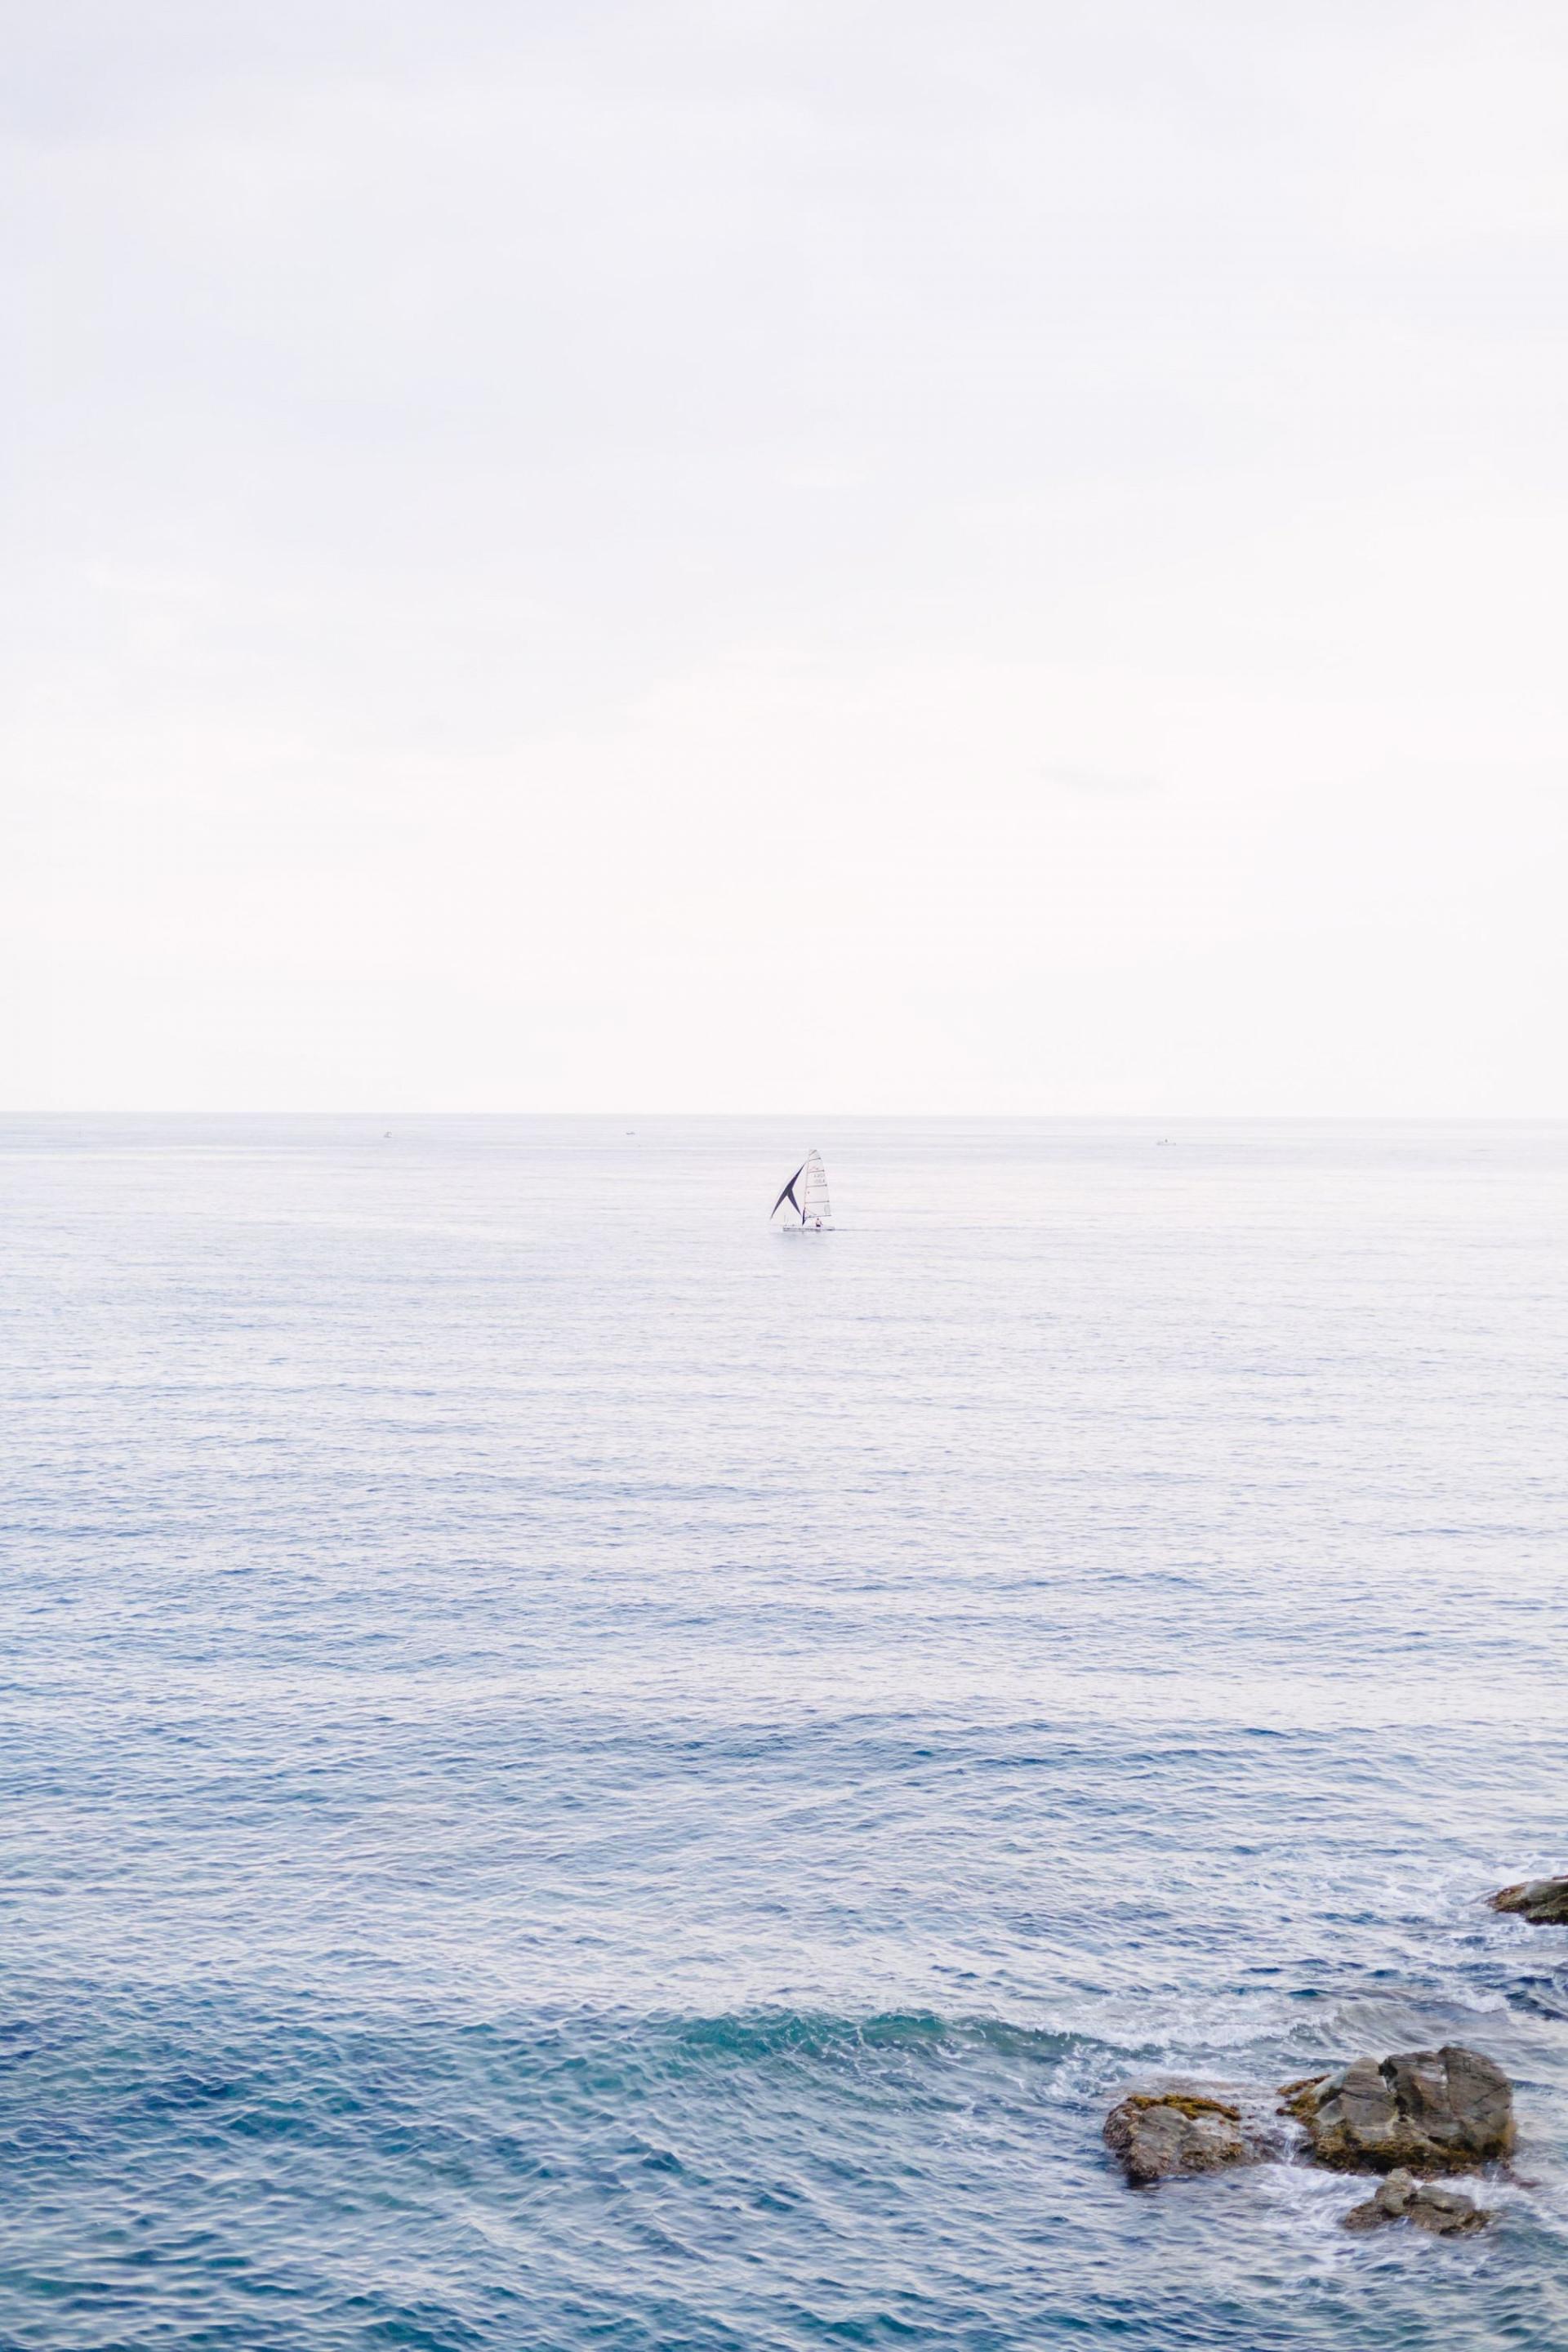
(771, 1149), (833, 1232)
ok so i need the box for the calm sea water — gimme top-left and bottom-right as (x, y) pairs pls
(3, 1117), (1566, 2351)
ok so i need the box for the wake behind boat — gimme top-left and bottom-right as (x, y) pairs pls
(771, 1149), (832, 1231)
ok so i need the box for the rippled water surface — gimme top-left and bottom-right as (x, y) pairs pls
(4, 1116), (1566, 2350)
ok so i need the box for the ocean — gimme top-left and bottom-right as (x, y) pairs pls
(3, 1116), (1566, 2350)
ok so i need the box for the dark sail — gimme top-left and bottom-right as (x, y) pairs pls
(771, 1164), (805, 1222)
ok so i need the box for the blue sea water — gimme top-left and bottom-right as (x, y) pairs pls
(2, 1116), (1566, 2352)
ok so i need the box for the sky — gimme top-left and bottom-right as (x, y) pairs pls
(4, 0), (1566, 1114)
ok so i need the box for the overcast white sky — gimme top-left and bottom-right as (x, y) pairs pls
(4, 0), (1566, 1111)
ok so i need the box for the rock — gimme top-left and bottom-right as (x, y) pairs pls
(1280, 2046), (1513, 2176)
(1491, 1875), (1568, 1926)
(1341, 2167), (1492, 2235)
(1103, 2089), (1261, 2186)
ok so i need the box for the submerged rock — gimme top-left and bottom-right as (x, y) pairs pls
(1103, 2089), (1262, 2186)
(1280, 2046), (1513, 2176)
(1341, 2167), (1492, 2235)
(1490, 1875), (1568, 1927)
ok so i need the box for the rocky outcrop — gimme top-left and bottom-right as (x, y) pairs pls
(1103, 2090), (1262, 2186)
(1491, 1874), (1568, 1926)
(1341, 2167), (1492, 2235)
(1280, 2046), (1513, 2176)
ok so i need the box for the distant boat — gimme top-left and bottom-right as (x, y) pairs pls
(771, 1149), (833, 1232)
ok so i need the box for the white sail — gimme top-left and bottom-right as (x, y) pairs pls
(800, 1150), (832, 1227)
(771, 1150), (832, 1229)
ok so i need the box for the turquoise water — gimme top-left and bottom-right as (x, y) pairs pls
(3, 1117), (1566, 2349)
